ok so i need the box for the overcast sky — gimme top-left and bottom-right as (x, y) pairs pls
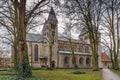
(0, 0), (81, 56)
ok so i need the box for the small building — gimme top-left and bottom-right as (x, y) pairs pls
(0, 58), (11, 68)
(100, 52), (111, 68)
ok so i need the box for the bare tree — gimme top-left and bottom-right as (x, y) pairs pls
(102, 0), (120, 70)
(0, 0), (19, 69)
(61, 13), (80, 69)
(0, 0), (49, 77)
(63, 0), (103, 70)
(0, 45), (9, 66)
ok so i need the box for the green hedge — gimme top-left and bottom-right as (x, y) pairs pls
(0, 76), (43, 80)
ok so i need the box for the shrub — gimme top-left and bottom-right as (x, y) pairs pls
(0, 76), (43, 80)
(72, 70), (86, 74)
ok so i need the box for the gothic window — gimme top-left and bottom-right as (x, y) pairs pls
(52, 31), (55, 37)
(84, 36), (88, 40)
(63, 43), (66, 51)
(79, 45), (83, 52)
(51, 24), (55, 29)
(64, 56), (69, 64)
(66, 43), (68, 50)
(79, 57), (83, 66)
(34, 44), (38, 62)
(85, 46), (89, 53)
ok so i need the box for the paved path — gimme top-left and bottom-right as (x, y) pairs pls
(102, 68), (120, 80)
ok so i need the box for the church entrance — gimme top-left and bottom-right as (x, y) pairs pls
(39, 56), (47, 68)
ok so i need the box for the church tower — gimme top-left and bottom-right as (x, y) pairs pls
(42, 7), (58, 42)
(41, 7), (58, 67)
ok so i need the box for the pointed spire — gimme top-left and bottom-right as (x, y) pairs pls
(48, 7), (58, 21)
(41, 7), (58, 35)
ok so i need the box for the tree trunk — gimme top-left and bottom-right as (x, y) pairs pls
(91, 43), (99, 71)
(72, 51), (77, 69)
(114, 56), (119, 70)
(89, 32), (99, 71)
(13, 35), (19, 70)
(93, 52), (99, 71)
(18, 0), (31, 77)
(110, 50), (114, 68)
(49, 44), (53, 69)
(69, 39), (77, 69)
(13, 46), (18, 69)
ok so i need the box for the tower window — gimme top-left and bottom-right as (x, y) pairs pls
(52, 31), (55, 37)
(85, 46), (89, 53)
(51, 24), (55, 29)
(84, 36), (88, 40)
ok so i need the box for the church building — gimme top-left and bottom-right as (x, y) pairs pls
(11, 7), (112, 69)
(26, 7), (95, 68)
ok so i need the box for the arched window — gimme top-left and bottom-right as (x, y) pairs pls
(79, 57), (83, 66)
(86, 58), (90, 66)
(34, 44), (38, 62)
(64, 56), (69, 64)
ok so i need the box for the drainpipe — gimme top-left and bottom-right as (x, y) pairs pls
(57, 51), (59, 68)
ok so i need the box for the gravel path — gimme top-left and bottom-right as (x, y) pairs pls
(102, 68), (120, 80)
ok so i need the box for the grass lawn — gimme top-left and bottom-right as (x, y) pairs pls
(32, 69), (102, 80)
(0, 70), (42, 80)
(0, 76), (43, 80)
(0, 69), (101, 80)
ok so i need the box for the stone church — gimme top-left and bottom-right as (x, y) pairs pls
(24, 7), (110, 68)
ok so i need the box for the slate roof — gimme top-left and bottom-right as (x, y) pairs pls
(42, 23), (47, 32)
(58, 36), (89, 45)
(58, 37), (80, 43)
(26, 33), (45, 42)
(41, 7), (57, 33)
(101, 53), (111, 62)
(80, 27), (88, 36)
(79, 27), (100, 36)
(48, 7), (57, 21)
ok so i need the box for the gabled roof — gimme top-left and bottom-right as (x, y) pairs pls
(79, 27), (100, 37)
(26, 33), (45, 42)
(79, 27), (88, 36)
(41, 7), (57, 34)
(101, 53), (111, 62)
